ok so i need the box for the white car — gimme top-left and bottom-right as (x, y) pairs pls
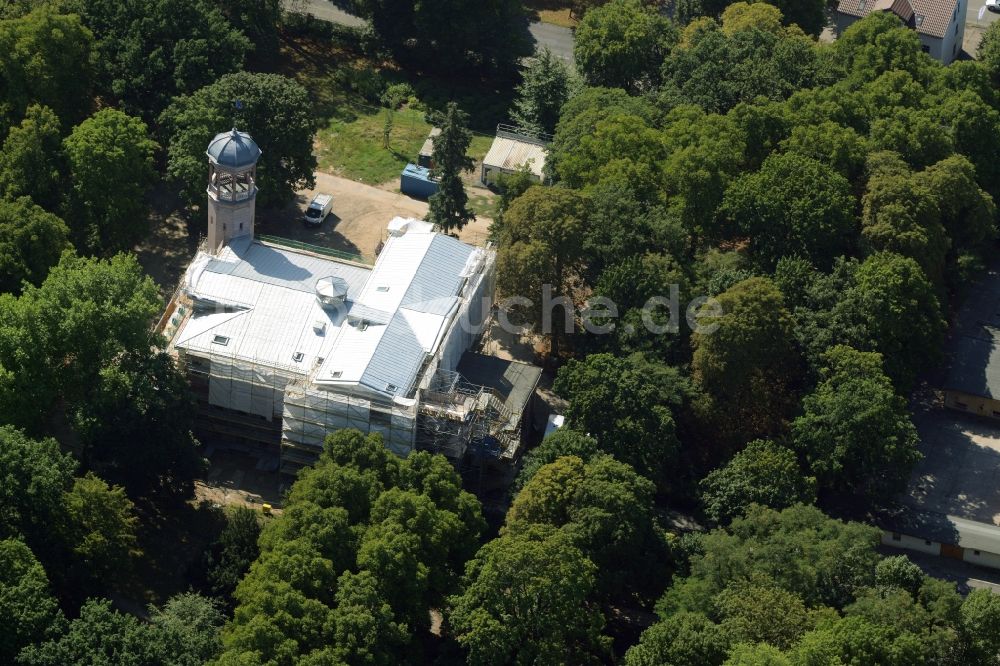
(303, 193), (333, 227)
(988, 0), (1000, 13)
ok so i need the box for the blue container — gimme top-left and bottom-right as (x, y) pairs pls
(400, 163), (439, 199)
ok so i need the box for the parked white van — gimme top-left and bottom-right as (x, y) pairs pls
(303, 193), (333, 227)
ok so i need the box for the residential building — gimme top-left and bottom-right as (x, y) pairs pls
(834, 0), (966, 64)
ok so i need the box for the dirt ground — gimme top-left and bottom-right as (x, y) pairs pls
(194, 448), (286, 512)
(137, 170), (494, 296)
(255, 171), (493, 261)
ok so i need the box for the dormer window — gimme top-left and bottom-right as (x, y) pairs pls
(385, 383), (398, 393)
(212, 335), (230, 346)
(331, 370), (343, 378)
(376, 286), (390, 292)
(292, 352), (304, 362)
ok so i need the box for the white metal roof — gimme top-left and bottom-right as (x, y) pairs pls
(172, 222), (481, 399)
(482, 135), (547, 178)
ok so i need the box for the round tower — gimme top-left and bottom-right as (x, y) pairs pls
(206, 128), (261, 254)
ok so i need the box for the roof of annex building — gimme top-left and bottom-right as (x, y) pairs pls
(171, 218), (487, 400)
(836, 0), (960, 38)
(944, 267), (1000, 400)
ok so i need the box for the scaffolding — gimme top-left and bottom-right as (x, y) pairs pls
(415, 369), (520, 461)
(280, 380), (417, 475)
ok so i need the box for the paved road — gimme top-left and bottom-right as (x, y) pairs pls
(285, 0), (365, 28)
(286, 0), (575, 62)
(967, 0), (1000, 28)
(528, 21), (575, 64)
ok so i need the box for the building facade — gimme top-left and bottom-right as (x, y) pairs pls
(835, 0), (966, 64)
(160, 130), (535, 475)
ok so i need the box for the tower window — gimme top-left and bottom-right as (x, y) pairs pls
(239, 223), (243, 231)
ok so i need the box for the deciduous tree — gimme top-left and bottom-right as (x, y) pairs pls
(449, 525), (611, 665)
(719, 151), (856, 269)
(574, 0), (675, 93)
(699, 439), (816, 525)
(554, 353), (687, 490)
(161, 71), (316, 209)
(63, 109), (157, 254)
(792, 345), (921, 508)
(0, 105), (64, 209)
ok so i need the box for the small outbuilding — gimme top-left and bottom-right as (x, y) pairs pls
(418, 127), (441, 168)
(480, 124), (550, 187)
(400, 163), (439, 199)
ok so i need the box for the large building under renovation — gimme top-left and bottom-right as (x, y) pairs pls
(160, 129), (538, 475)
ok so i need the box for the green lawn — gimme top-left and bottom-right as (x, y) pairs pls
(317, 106), (432, 185)
(316, 106), (498, 186)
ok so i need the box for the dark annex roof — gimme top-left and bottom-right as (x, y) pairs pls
(456, 352), (542, 418)
(944, 267), (1000, 399)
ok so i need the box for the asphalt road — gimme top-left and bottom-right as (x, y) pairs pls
(968, 0), (1000, 28)
(285, 0), (365, 28)
(285, 0), (576, 62)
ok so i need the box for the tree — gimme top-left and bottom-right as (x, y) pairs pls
(662, 24), (817, 114)
(961, 588), (1000, 665)
(204, 507), (261, 603)
(426, 102), (475, 233)
(17, 598), (161, 666)
(0, 7), (93, 131)
(0, 104), (64, 208)
(724, 643), (792, 666)
(574, 0), (675, 93)
(699, 439), (816, 525)
(496, 186), (589, 357)
(718, 151), (856, 269)
(0, 539), (63, 664)
(874, 555), (924, 596)
(625, 612), (728, 666)
(0, 426), (76, 548)
(554, 353), (688, 490)
(0, 197), (71, 293)
(690, 277), (802, 452)
(63, 109), (157, 254)
(356, 0), (531, 75)
(214, 0), (281, 59)
(548, 86), (659, 186)
(511, 48), (574, 135)
(780, 121), (869, 186)
(74, 0), (249, 119)
(514, 429), (600, 492)
(792, 345), (921, 509)
(659, 505), (881, 613)
(59, 473), (138, 591)
(325, 570), (408, 665)
(978, 21), (1000, 86)
(72, 351), (204, 500)
(506, 455), (668, 603)
(715, 577), (811, 649)
(449, 525), (611, 665)
(219, 430), (483, 664)
(161, 71), (316, 209)
(148, 593), (225, 666)
(915, 155), (997, 287)
(831, 252), (945, 390)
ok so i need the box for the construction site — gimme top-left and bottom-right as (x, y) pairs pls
(158, 128), (541, 492)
